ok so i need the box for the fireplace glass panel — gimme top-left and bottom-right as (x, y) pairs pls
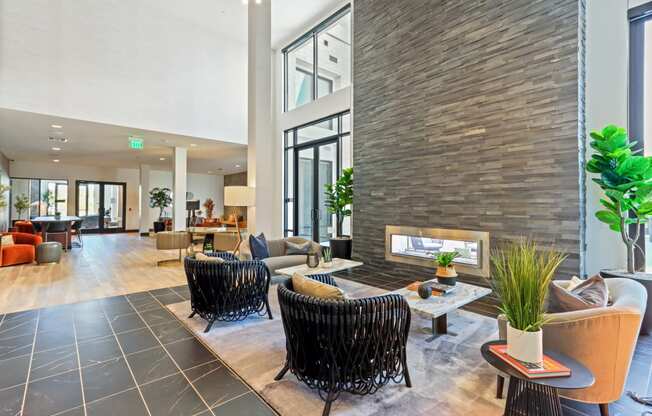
(390, 235), (480, 267)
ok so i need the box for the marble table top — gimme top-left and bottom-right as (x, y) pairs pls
(391, 280), (492, 318)
(275, 258), (363, 276)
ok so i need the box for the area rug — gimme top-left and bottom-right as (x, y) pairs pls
(166, 278), (505, 416)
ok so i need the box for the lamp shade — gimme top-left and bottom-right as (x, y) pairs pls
(224, 186), (255, 207)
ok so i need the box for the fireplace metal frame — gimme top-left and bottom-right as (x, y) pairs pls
(385, 225), (490, 278)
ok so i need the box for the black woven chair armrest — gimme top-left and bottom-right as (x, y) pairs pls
(306, 273), (338, 287)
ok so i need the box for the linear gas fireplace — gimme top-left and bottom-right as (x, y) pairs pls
(385, 226), (490, 277)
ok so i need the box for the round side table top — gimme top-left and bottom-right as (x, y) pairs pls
(481, 340), (595, 390)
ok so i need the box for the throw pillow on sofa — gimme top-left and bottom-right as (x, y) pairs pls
(0, 235), (14, 247)
(249, 233), (270, 259)
(547, 275), (609, 313)
(291, 272), (346, 300)
(285, 240), (312, 255)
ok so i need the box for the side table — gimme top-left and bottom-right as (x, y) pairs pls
(481, 340), (594, 416)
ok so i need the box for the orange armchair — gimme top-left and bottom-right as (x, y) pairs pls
(15, 221), (36, 234)
(1, 232), (42, 267)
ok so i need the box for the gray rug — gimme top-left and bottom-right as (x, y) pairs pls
(167, 279), (505, 416)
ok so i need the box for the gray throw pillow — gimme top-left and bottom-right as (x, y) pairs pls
(285, 240), (312, 255)
(547, 275), (609, 313)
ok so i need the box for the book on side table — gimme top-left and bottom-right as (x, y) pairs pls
(489, 344), (571, 379)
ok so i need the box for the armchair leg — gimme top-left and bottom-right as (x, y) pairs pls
(322, 391), (336, 416)
(203, 318), (215, 333)
(496, 375), (505, 399)
(403, 361), (412, 387)
(599, 403), (609, 416)
(265, 301), (273, 320)
(188, 311), (196, 319)
(274, 363), (289, 381)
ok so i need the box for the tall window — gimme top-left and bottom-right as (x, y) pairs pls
(283, 5), (351, 111)
(10, 178), (68, 222)
(284, 112), (352, 242)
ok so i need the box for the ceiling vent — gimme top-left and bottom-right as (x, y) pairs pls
(329, 55), (338, 64)
(49, 137), (69, 143)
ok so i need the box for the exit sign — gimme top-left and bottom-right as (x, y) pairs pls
(129, 137), (144, 149)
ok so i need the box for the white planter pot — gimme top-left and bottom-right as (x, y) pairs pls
(506, 323), (543, 365)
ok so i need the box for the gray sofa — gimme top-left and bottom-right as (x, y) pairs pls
(240, 236), (321, 280)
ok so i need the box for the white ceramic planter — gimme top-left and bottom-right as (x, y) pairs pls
(506, 323), (543, 365)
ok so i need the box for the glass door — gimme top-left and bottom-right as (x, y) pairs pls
(294, 140), (338, 244)
(76, 181), (126, 232)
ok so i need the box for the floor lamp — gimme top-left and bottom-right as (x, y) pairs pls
(223, 186), (254, 255)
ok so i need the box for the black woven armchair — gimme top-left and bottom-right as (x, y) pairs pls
(184, 252), (273, 332)
(275, 274), (412, 416)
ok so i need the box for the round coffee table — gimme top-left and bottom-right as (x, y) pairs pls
(481, 340), (594, 416)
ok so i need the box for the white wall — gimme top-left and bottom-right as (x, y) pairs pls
(630, 0), (651, 8)
(585, 0), (630, 275)
(0, 0), (247, 144)
(8, 161), (224, 230)
(0, 153), (10, 231)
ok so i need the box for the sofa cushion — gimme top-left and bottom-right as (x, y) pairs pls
(1, 235), (14, 247)
(291, 273), (346, 300)
(263, 255), (307, 273)
(547, 275), (609, 313)
(285, 240), (312, 255)
(249, 233), (270, 260)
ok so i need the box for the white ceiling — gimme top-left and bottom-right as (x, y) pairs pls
(0, 108), (247, 175)
(272, 0), (346, 48)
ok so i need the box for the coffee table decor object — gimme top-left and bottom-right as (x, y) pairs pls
(482, 340), (594, 416)
(392, 280), (491, 340)
(275, 258), (363, 277)
(434, 251), (461, 285)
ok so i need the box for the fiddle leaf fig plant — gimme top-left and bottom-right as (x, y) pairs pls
(587, 124), (652, 273)
(324, 167), (353, 237)
(149, 187), (172, 220)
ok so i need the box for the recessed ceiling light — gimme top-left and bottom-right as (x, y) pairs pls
(160, 157), (166, 161)
(190, 143), (198, 147)
(52, 147), (61, 151)
(51, 124), (63, 129)
(235, 164), (241, 168)
(242, 0), (248, 4)
(53, 159), (60, 163)
(207, 170), (213, 174)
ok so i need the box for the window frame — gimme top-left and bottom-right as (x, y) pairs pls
(282, 4), (351, 112)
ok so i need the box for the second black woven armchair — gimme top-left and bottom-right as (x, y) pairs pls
(275, 274), (412, 416)
(184, 252), (273, 332)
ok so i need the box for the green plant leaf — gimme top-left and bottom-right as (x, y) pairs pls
(596, 210), (620, 225)
(617, 156), (650, 177)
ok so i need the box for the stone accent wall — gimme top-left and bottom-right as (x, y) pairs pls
(352, 0), (585, 291)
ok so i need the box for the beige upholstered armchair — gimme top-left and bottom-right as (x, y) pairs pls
(155, 231), (191, 266)
(497, 278), (647, 416)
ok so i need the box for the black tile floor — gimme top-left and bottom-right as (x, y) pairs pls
(0, 285), (276, 416)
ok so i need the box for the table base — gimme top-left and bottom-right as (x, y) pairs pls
(423, 314), (457, 342)
(506, 377), (562, 416)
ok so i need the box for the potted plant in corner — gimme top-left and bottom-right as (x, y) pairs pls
(586, 124), (652, 275)
(0, 184), (9, 231)
(14, 194), (30, 220)
(149, 187), (172, 233)
(434, 251), (460, 285)
(324, 167), (353, 259)
(491, 240), (566, 365)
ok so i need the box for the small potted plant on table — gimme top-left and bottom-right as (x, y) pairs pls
(434, 251), (461, 285)
(149, 187), (172, 233)
(491, 240), (566, 365)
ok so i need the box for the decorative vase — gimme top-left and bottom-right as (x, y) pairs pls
(506, 323), (543, 365)
(322, 260), (333, 268)
(417, 283), (432, 299)
(306, 253), (319, 268)
(436, 265), (457, 286)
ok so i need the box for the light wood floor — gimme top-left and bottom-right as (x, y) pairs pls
(0, 233), (188, 314)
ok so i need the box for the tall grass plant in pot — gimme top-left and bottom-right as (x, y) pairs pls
(491, 240), (566, 364)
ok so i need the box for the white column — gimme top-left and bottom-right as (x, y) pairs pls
(172, 147), (187, 231)
(247, 0), (275, 237)
(139, 164), (151, 235)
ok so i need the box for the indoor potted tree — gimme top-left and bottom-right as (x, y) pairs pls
(149, 187), (172, 232)
(14, 194), (30, 220)
(203, 198), (215, 220)
(434, 251), (460, 285)
(586, 124), (652, 274)
(491, 240), (566, 365)
(0, 184), (9, 231)
(324, 167), (353, 259)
